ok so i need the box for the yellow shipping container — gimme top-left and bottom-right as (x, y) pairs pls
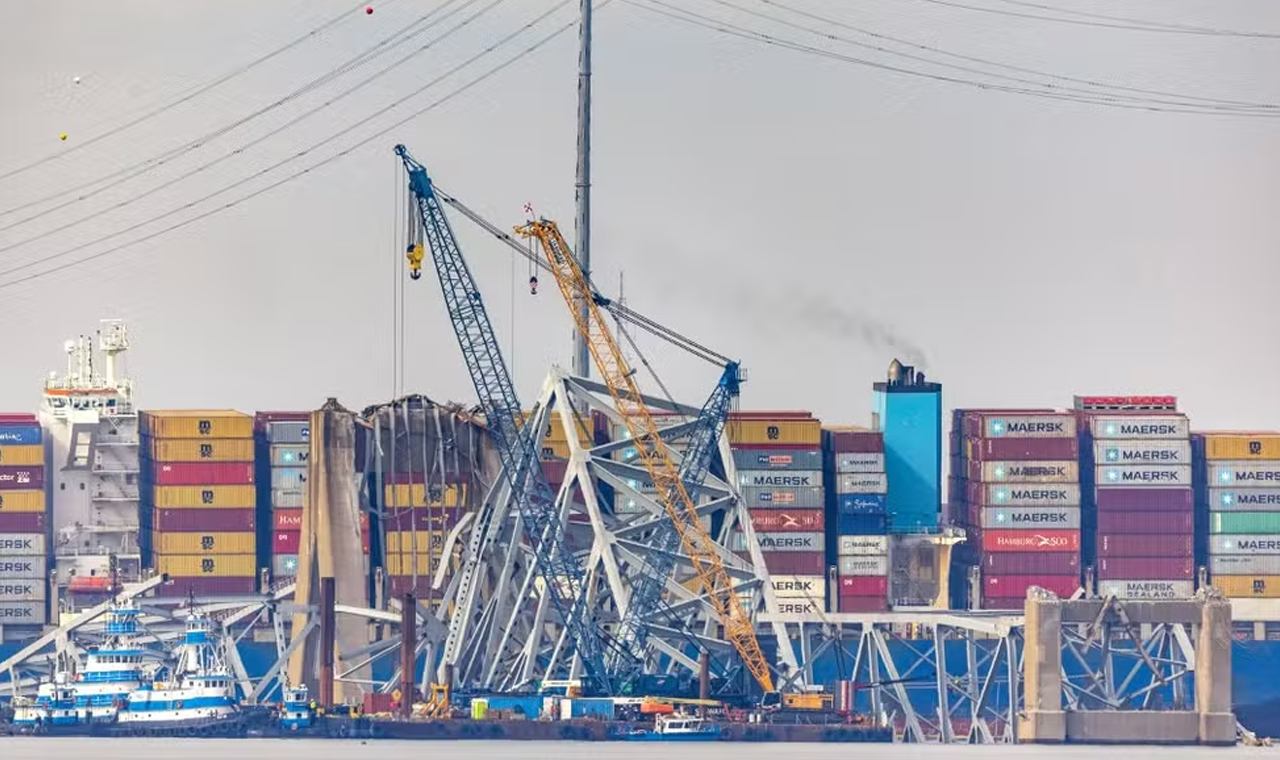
(141, 410), (254, 439)
(383, 483), (466, 508)
(0, 490), (46, 513)
(156, 553), (257, 577)
(0, 445), (44, 466)
(149, 438), (255, 463)
(386, 531), (449, 554)
(152, 485), (256, 509)
(517, 411), (593, 445)
(153, 531), (256, 555)
(386, 548), (461, 576)
(728, 420), (821, 446)
(1214, 575), (1280, 598)
(1202, 433), (1280, 461)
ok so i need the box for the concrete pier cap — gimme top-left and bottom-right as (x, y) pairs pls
(1018, 586), (1236, 746)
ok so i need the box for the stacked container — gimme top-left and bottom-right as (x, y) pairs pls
(823, 427), (888, 612)
(610, 411), (679, 518)
(728, 411), (826, 616)
(255, 412), (310, 582)
(140, 410), (258, 597)
(1196, 432), (1280, 599)
(0, 414), (48, 627)
(1079, 399), (1194, 599)
(953, 410), (1082, 608)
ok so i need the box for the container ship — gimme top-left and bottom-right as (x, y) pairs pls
(2, 323), (1280, 736)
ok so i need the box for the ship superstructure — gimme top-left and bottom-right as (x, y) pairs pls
(38, 319), (141, 605)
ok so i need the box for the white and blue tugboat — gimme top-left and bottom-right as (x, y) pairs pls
(10, 673), (82, 735)
(278, 682), (317, 732)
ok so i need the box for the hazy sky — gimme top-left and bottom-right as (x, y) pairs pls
(1, 0), (1277, 444)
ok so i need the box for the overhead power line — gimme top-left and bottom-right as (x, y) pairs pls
(0, 1), (605, 291)
(0, 0), (398, 183)
(908, 0), (1280, 38)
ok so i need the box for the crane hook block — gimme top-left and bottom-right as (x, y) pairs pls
(406, 243), (425, 279)
(529, 275), (538, 295)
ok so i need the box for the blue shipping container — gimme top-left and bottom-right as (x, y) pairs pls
(839, 513), (888, 535)
(481, 694), (544, 717)
(0, 425), (41, 446)
(568, 698), (615, 719)
(836, 493), (887, 515)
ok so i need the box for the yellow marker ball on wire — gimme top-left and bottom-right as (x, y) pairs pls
(60, 133), (67, 141)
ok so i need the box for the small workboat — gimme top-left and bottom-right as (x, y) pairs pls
(624, 713), (721, 742)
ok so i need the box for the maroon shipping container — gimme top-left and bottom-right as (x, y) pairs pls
(732, 443), (823, 452)
(0, 512), (45, 532)
(965, 437), (1079, 462)
(152, 507), (255, 532)
(542, 459), (569, 483)
(758, 552), (824, 575)
(381, 508), (462, 533)
(151, 462), (254, 486)
(824, 430), (884, 454)
(1094, 487), (1192, 512)
(273, 530), (300, 554)
(980, 529), (1080, 553)
(156, 576), (258, 597)
(730, 411), (815, 420)
(750, 509), (825, 533)
(839, 576), (888, 596)
(984, 574), (1080, 599)
(981, 597), (1030, 611)
(0, 467), (42, 490)
(1096, 533), (1193, 558)
(382, 470), (471, 485)
(254, 411), (310, 433)
(388, 575), (454, 599)
(838, 596), (889, 613)
(1096, 510), (1193, 535)
(1097, 556), (1194, 580)
(981, 551), (1080, 576)
(0, 414), (37, 423)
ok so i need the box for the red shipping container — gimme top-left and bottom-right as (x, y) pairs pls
(981, 529), (1079, 553)
(0, 512), (45, 532)
(383, 470), (471, 486)
(0, 467), (42, 490)
(0, 414), (38, 423)
(152, 507), (255, 532)
(1097, 533), (1193, 558)
(155, 576), (258, 597)
(381, 508), (460, 533)
(750, 509), (824, 533)
(981, 597), (1030, 611)
(273, 530), (300, 554)
(730, 411), (814, 420)
(254, 411), (309, 433)
(1096, 510), (1193, 535)
(984, 574), (1080, 599)
(1097, 556), (1194, 580)
(839, 576), (888, 596)
(275, 509), (371, 532)
(965, 437), (1079, 462)
(757, 552), (824, 575)
(823, 430), (884, 454)
(150, 462), (254, 486)
(838, 596), (889, 613)
(981, 551), (1080, 576)
(1094, 487), (1192, 512)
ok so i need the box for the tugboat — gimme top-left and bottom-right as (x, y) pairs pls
(277, 682), (317, 732)
(623, 712), (722, 742)
(9, 675), (82, 735)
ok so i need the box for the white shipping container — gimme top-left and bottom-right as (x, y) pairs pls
(977, 414), (1076, 439)
(1094, 440), (1191, 466)
(834, 473), (888, 495)
(0, 602), (46, 625)
(740, 486), (824, 509)
(1210, 488), (1280, 511)
(1090, 416), (1190, 441)
(831, 453), (885, 474)
(0, 558), (44, 579)
(0, 580), (46, 602)
(839, 555), (889, 576)
(977, 461), (1078, 484)
(268, 421), (310, 445)
(273, 554), (299, 577)
(737, 470), (822, 489)
(1209, 462), (1280, 488)
(755, 532), (824, 553)
(838, 535), (889, 556)
(271, 466), (308, 490)
(732, 449), (823, 471)
(270, 445), (310, 467)
(772, 598), (824, 617)
(981, 507), (1081, 530)
(984, 484), (1081, 507)
(1209, 535), (1280, 556)
(1211, 555), (1280, 576)
(272, 488), (308, 509)
(1096, 464), (1191, 488)
(770, 575), (826, 599)
(0, 534), (45, 556)
(1097, 579), (1194, 600)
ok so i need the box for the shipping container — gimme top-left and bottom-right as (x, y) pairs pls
(386, 531), (452, 554)
(964, 414), (1076, 440)
(829, 453), (885, 474)
(823, 428), (884, 454)
(749, 509), (824, 533)
(1097, 579), (1194, 599)
(1096, 464), (1191, 488)
(155, 577), (258, 597)
(272, 489), (307, 509)
(756, 552), (825, 575)
(1094, 440), (1191, 466)
(728, 420), (821, 447)
(731, 448), (823, 471)
(1097, 533), (1193, 558)
(837, 513), (888, 535)
(980, 598), (1032, 611)
(1210, 488), (1280, 511)
(1211, 555), (1280, 576)
(1097, 556), (1194, 580)
(269, 445), (310, 467)
(967, 461), (1078, 484)
(739, 485), (823, 509)
(839, 556), (889, 576)
(1094, 487), (1193, 512)
(833, 473), (888, 495)
(152, 507), (255, 533)
(273, 509), (303, 530)
(1209, 535), (1280, 556)
(270, 467), (308, 490)
(1211, 512), (1280, 535)
(0, 534), (45, 555)
(0, 425), (41, 446)
(1200, 433), (1280, 461)
(737, 470), (821, 490)
(733, 532), (823, 553)
(1212, 576), (1280, 598)
(140, 410), (253, 439)
(0, 602), (46, 624)
(383, 483), (467, 508)
(0, 513), (45, 532)
(0, 467), (43, 490)
(149, 438), (254, 463)
(984, 574), (1079, 599)
(1098, 510), (1194, 535)
(273, 531), (300, 555)
(1089, 415), (1190, 441)
(0, 580), (46, 602)
(770, 575), (826, 599)
(981, 529), (1079, 553)
(0, 446), (43, 466)
(1209, 462), (1280, 488)
(255, 411), (309, 433)
(965, 437), (1078, 462)
(156, 554), (257, 577)
(152, 485), (255, 509)
(981, 552), (1079, 576)
(980, 507), (1081, 530)
(835, 493), (887, 515)
(150, 462), (254, 486)
(1073, 395), (1177, 412)
(267, 421), (310, 445)
(769, 598), (825, 617)
(272, 554), (299, 577)
(0, 490), (46, 513)
(0, 558), (45, 579)
(837, 596), (889, 613)
(387, 552), (460, 576)
(838, 535), (889, 556)
(154, 531), (256, 555)
(971, 483), (1081, 507)
(838, 576), (888, 596)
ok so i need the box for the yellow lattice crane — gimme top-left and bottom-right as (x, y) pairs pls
(514, 217), (776, 695)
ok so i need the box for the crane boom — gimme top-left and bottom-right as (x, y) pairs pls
(515, 217), (775, 694)
(394, 145), (612, 692)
